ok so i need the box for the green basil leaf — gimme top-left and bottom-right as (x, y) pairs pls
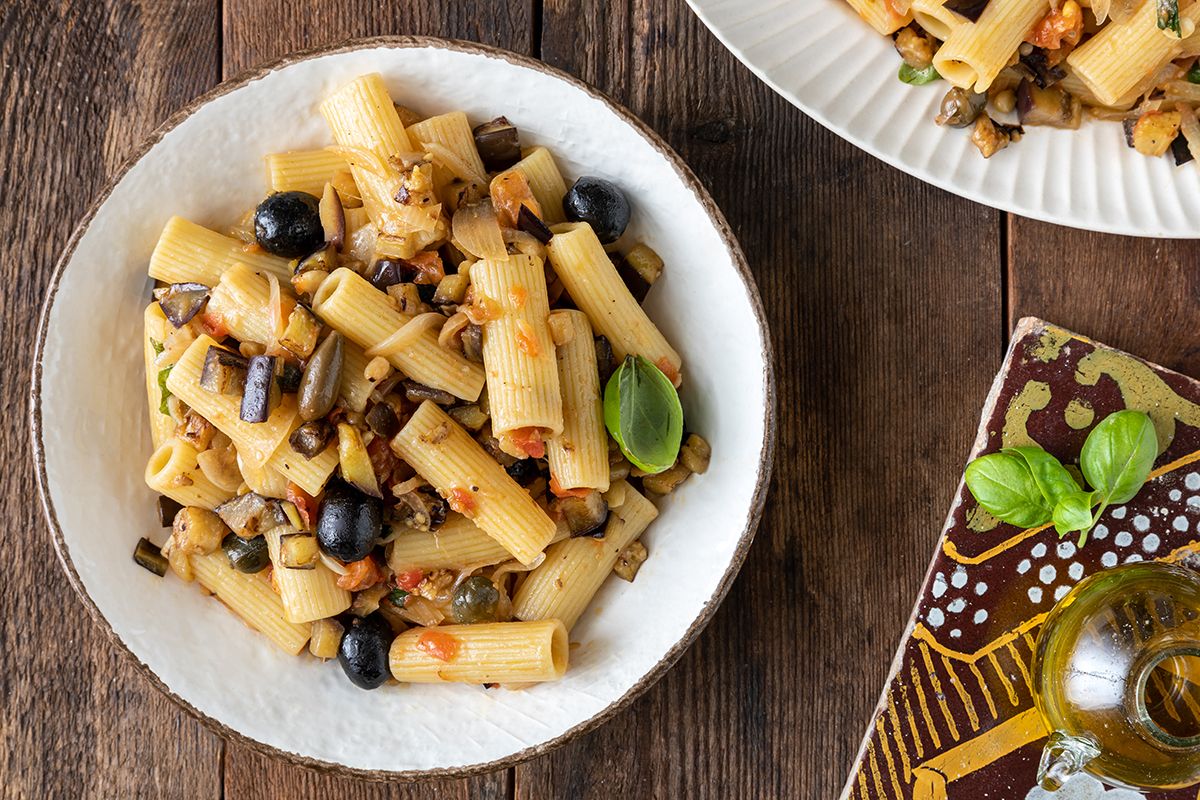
(898, 63), (941, 85)
(1081, 410), (1157, 507)
(1158, 0), (1182, 35)
(150, 337), (165, 356)
(1188, 62), (1200, 84)
(964, 452), (1053, 528)
(1003, 446), (1081, 507)
(603, 355), (683, 474)
(157, 366), (173, 415)
(1052, 490), (1098, 542)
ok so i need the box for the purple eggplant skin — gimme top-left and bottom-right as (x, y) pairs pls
(240, 355), (279, 423)
(199, 346), (248, 394)
(367, 258), (417, 292)
(517, 204), (553, 244)
(157, 282), (210, 327)
(472, 117), (521, 172)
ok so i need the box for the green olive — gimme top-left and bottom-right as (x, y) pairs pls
(451, 576), (500, 624)
(297, 331), (344, 422)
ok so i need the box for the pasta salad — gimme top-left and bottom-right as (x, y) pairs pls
(135, 73), (710, 691)
(846, 0), (1200, 160)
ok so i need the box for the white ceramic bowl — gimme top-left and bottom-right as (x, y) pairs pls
(31, 38), (774, 778)
(686, 0), (1200, 237)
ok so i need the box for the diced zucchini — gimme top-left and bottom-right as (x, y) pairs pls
(133, 537), (168, 576)
(309, 618), (344, 659)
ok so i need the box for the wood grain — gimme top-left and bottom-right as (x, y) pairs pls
(2, 1), (223, 798)
(517, 0), (1003, 797)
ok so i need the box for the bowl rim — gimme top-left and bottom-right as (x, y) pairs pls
(29, 34), (777, 781)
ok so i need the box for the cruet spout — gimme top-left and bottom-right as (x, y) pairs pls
(1038, 731), (1101, 791)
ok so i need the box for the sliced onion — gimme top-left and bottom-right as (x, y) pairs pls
(365, 312), (444, 358)
(196, 446), (242, 492)
(326, 145), (393, 178)
(266, 273), (285, 346)
(421, 141), (488, 187)
(319, 552), (349, 576)
(452, 201), (507, 261)
(438, 311), (470, 348)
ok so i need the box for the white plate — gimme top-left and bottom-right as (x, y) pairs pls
(31, 39), (774, 778)
(686, 0), (1200, 237)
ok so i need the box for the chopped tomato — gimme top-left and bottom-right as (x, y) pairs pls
(286, 483), (318, 529)
(508, 286), (528, 310)
(507, 427), (546, 459)
(464, 295), (501, 325)
(1027, 1), (1082, 50)
(515, 319), (540, 357)
(655, 357), (681, 387)
(395, 569), (425, 591)
(447, 486), (478, 517)
(337, 556), (386, 591)
(416, 630), (461, 662)
(199, 311), (229, 339)
(549, 476), (591, 499)
(489, 170), (542, 228)
(407, 250), (445, 285)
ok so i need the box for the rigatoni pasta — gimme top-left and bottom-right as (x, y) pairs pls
(133, 71), (709, 693)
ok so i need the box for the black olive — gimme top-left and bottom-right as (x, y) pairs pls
(562, 177), (631, 244)
(451, 576), (500, 624)
(337, 615), (393, 690)
(505, 458), (540, 485)
(316, 480), (382, 562)
(254, 191), (324, 258)
(222, 533), (270, 573)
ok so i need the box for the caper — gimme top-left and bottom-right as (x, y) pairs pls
(450, 576), (500, 624)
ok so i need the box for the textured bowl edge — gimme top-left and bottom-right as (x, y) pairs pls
(28, 34), (778, 782)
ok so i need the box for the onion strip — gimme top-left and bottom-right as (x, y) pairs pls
(365, 312), (445, 358)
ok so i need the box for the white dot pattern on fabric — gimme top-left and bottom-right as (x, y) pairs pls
(927, 608), (945, 627)
(1093, 524), (1109, 540)
(950, 629), (961, 638)
(1029, 587), (1044, 603)
(1068, 562), (1084, 580)
(932, 572), (947, 599)
(1126, 554), (1144, 564)
(1189, 496), (1200, 510)
(1188, 472), (1200, 491)
(1133, 515), (1150, 533)
(1040, 565), (1057, 584)
(1101, 552), (1118, 568)
(1115, 531), (1133, 547)
(1111, 507), (1127, 520)
(1031, 543), (1047, 558)
(1023, 771), (1146, 800)
(948, 598), (966, 613)
(1057, 541), (1076, 559)
(975, 582), (988, 596)
(1143, 534), (1161, 553)
(1171, 489), (1183, 501)
(950, 567), (968, 589)
(1054, 585), (1071, 601)
(1017, 559), (1031, 574)
(974, 609), (988, 624)
(1174, 516), (1188, 532)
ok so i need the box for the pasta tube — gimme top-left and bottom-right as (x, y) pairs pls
(512, 481), (657, 631)
(388, 513), (569, 572)
(546, 222), (682, 383)
(545, 310), (609, 491)
(845, 0), (912, 34)
(471, 255), (563, 442)
(503, 147), (568, 223)
(388, 619), (568, 684)
(266, 149), (347, 197)
(311, 267), (485, 402)
(148, 216), (290, 286)
(264, 525), (351, 623)
(143, 303), (176, 449)
(391, 401), (556, 566)
(145, 438), (236, 510)
(407, 111), (487, 182)
(934, 0), (1049, 92)
(191, 550), (311, 655)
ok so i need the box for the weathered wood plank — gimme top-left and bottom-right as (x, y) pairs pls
(1009, 218), (1200, 376)
(4, 1), (223, 796)
(218, 0), (531, 793)
(518, 0), (1003, 797)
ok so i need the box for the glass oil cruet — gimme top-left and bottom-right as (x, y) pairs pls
(1031, 562), (1200, 791)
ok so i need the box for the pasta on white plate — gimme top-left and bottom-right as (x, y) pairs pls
(130, 72), (713, 691)
(846, 0), (1200, 161)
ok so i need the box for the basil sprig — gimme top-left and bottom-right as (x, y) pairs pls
(964, 410), (1157, 547)
(604, 355), (683, 474)
(899, 63), (942, 85)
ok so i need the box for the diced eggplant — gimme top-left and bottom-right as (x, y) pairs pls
(298, 331), (344, 422)
(613, 540), (648, 582)
(614, 253), (650, 303)
(133, 537), (168, 576)
(552, 490), (609, 537)
(279, 532), (319, 569)
(277, 361), (303, 394)
(642, 462), (692, 495)
(944, 0), (987, 21)
(278, 305), (322, 360)
(473, 117), (521, 172)
(337, 422), (382, 498)
(309, 618), (344, 660)
(157, 282), (210, 327)
(623, 243), (664, 286)
(403, 380), (456, 406)
(1173, 134), (1195, 166)
(595, 336), (616, 386)
(368, 258), (413, 291)
(294, 243), (336, 275)
(240, 355), (279, 423)
(320, 183), (346, 251)
(157, 495), (183, 527)
(432, 273), (470, 306)
(365, 402), (401, 438)
(392, 485), (448, 532)
(516, 204), (553, 244)
(215, 492), (288, 538)
(679, 433), (712, 475)
(1018, 48), (1065, 89)
(1131, 110), (1183, 157)
(505, 458), (540, 485)
(448, 403), (488, 431)
(289, 419), (334, 458)
(970, 115), (1023, 159)
(1016, 80), (1081, 129)
(199, 346), (248, 394)
(461, 324), (483, 363)
(168, 507), (229, 579)
(935, 87), (987, 128)
(178, 409), (216, 451)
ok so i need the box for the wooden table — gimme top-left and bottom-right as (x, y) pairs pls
(6, 1), (1197, 797)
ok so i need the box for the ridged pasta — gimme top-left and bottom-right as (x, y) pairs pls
(545, 310), (609, 491)
(148, 216), (290, 286)
(264, 525), (351, 623)
(388, 513), (569, 571)
(391, 401), (557, 566)
(407, 111), (487, 183)
(845, 0), (912, 34)
(144, 438), (236, 510)
(504, 147), (568, 224)
(934, 0), (1049, 92)
(191, 550), (312, 654)
(265, 149), (347, 197)
(909, 0), (969, 40)
(388, 619), (568, 684)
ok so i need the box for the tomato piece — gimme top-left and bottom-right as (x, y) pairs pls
(199, 311), (229, 339)
(408, 250), (445, 285)
(515, 320), (540, 357)
(416, 630), (461, 662)
(490, 170), (542, 228)
(549, 476), (591, 499)
(447, 487), (478, 517)
(395, 569), (425, 591)
(286, 482), (317, 529)
(1028, 1), (1082, 50)
(655, 357), (681, 387)
(336, 556), (386, 591)
(507, 427), (546, 459)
